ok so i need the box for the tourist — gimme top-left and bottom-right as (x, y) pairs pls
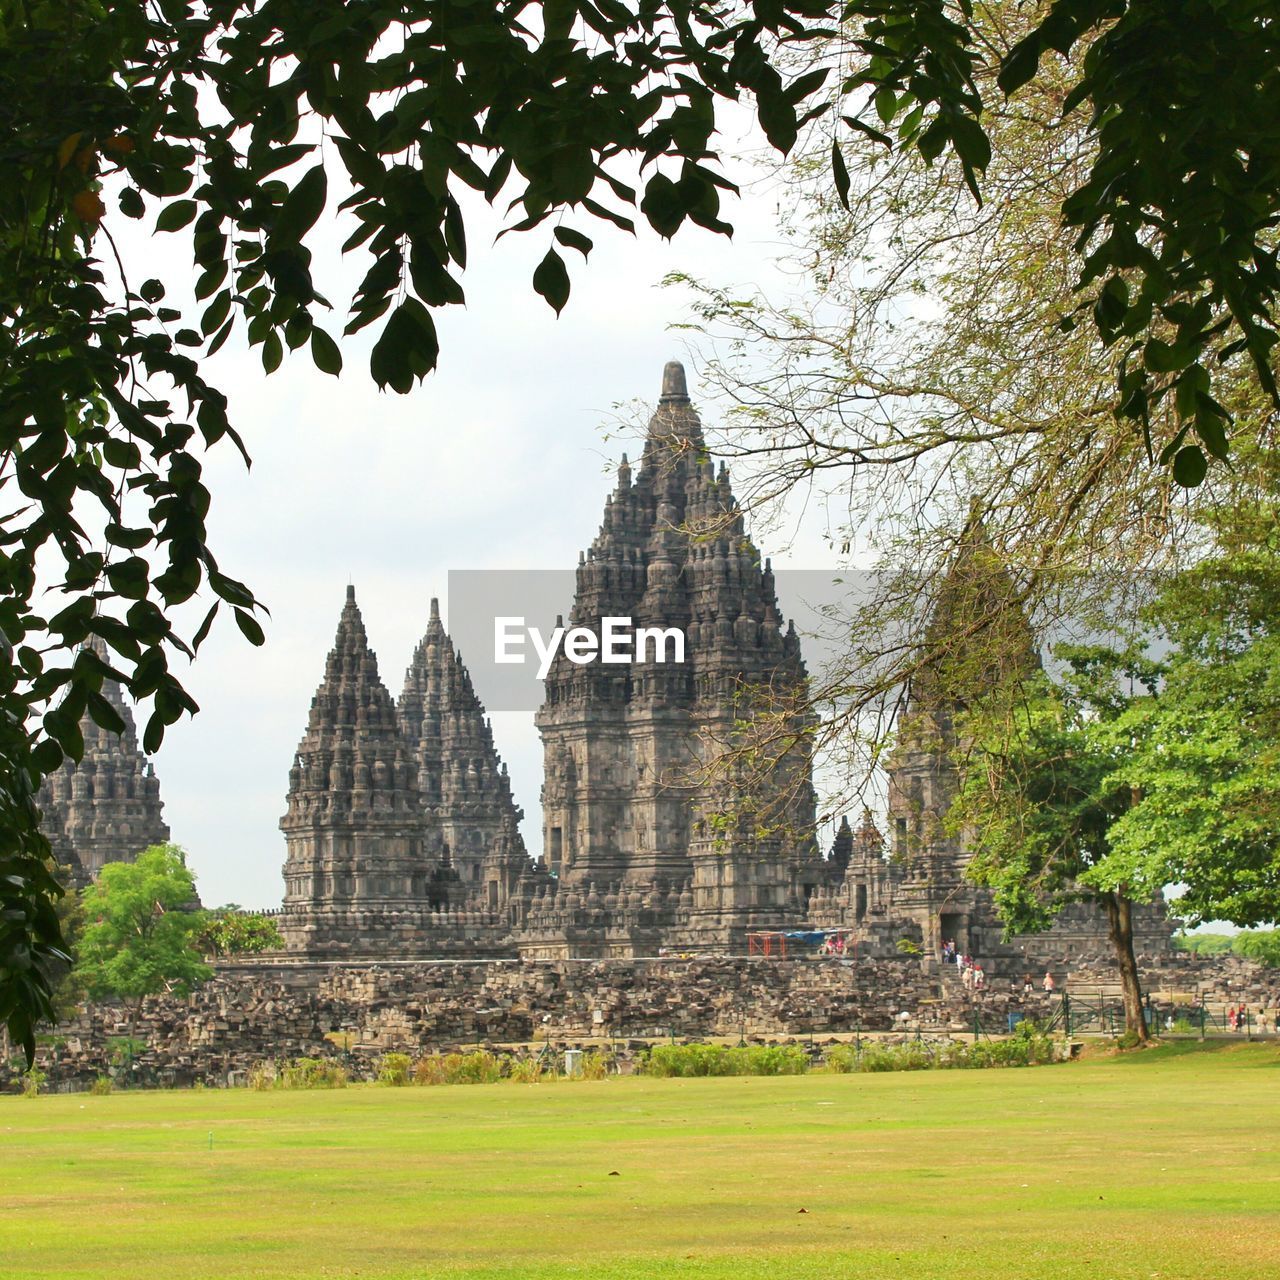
(973, 965), (985, 992)
(1042, 972), (1056, 995)
(1022, 973), (1034, 996)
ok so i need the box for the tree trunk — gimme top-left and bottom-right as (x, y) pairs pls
(1102, 891), (1149, 1042)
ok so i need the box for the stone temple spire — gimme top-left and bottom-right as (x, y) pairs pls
(399, 597), (528, 889)
(280, 585), (426, 954)
(537, 358), (821, 928)
(38, 638), (169, 886)
(659, 359), (689, 404)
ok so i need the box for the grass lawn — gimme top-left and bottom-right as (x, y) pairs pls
(2, 1041), (1278, 1280)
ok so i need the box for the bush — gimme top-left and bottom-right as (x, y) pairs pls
(578, 1050), (613, 1080)
(378, 1053), (412, 1086)
(639, 1043), (809, 1078)
(413, 1051), (505, 1086)
(273, 1054), (348, 1085)
(821, 1027), (1056, 1074)
(21, 1067), (46, 1098)
(89, 1075), (114, 1096)
(1174, 932), (1234, 956)
(507, 1055), (549, 1084)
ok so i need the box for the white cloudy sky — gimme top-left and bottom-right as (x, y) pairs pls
(100, 121), (849, 909)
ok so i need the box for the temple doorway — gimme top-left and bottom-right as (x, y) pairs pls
(940, 912), (967, 955)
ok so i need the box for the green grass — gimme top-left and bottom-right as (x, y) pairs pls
(3, 1042), (1279, 1280)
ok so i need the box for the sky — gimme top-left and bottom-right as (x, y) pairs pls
(103, 125), (849, 910)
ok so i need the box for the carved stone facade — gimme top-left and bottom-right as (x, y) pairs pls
(277, 362), (824, 958)
(278, 587), (536, 954)
(271, 362), (1171, 968)
(37, 644), (170, 886)
(533, 360), (823, 954)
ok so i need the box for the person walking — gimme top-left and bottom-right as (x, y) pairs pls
(1042, 971), (1056, 995)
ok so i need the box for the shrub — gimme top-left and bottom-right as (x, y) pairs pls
(857, 1042), (933, 1072)
(22, 1067), (46, 1098)
(1231, 929), (1280, 968)
(578, 1050), (613, 1080)
(248, 1062), (275, 1091)
(822, 1044), (860, 1073)
(507, 1055), (548, 1084)
(639, 1043), (809, 1078)
(89, 1075), (114, 1096)
(821, 1028), (1056, 1074)
(274, 1057), (348, 1090)
(378, 1053), (412, 1086)
(413, 1051), (504, 1086)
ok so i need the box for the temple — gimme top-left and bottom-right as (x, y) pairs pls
(271, 361), (1170, 967)
(43, 361), (1172, 972)
(37, 642), (170, 886)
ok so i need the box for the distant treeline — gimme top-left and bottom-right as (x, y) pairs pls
(1176, 930), (1280, 967)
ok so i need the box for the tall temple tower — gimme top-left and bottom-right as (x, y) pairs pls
(536, 361), (822, 947)
(280, 588), (536, 955)
(279, 587), (430, 953)
(38, 642), (169, 886)
(398, 597), (531, 905)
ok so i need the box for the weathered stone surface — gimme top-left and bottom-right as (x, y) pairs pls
(9, 953), (1273, 1093)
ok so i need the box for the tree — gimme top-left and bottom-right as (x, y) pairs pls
(951, 648), (1160, 1041)
(953, 470), (1280, 1040)
(1102, 478), (1280, 930)
(673, 0), (1279, 872)
(1231, 931), (1280, 968)
(73, 844), (211, 1035)
(198, 908), (283, 959)
(6, 0), (1280, 1052)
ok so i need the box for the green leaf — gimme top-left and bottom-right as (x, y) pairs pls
(119, 187), (145, 219)
(998, 34), (1042, 96)
(874, 88), (898, 126)
(234, 608), (265, 646)
(310, 328), (343, 375)
(1171, 445), (1208, 488)
(262, 330), (284, 374)
(831, 143), (850, 211)
(86, 691), (126, 736)
(532, 248), (571, 316)
(553, 226), (594, 259)
(370, 297), (439, 393)
(274, 165), (328, 244)
(640, 174), (684, 239)
(155, 200), (197, 232)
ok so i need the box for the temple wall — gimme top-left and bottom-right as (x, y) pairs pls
(8, 954), (1274, 1093)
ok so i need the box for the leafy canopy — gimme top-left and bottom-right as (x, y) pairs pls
(6, 0), (1280, 1055)
(73, 843), (211, 1006)
(198, 907), (283, 958)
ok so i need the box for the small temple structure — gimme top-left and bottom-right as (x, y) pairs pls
(37, 642), (170, 886)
